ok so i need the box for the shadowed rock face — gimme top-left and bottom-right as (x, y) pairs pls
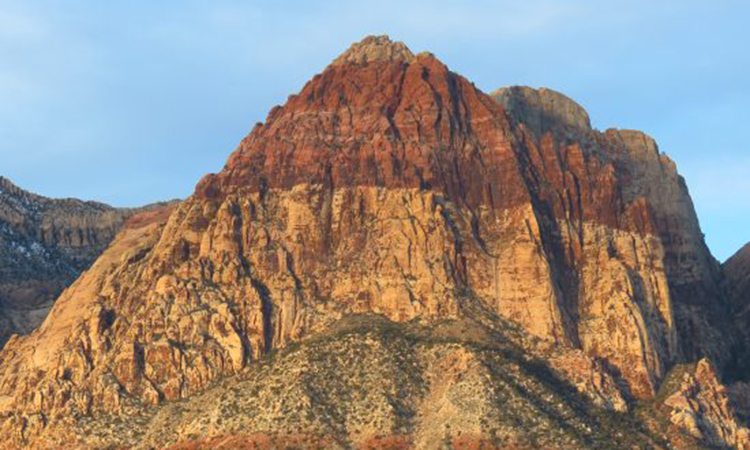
(725, 243), (750, 314)
(491, 88), (737, 393)
(0, 36), (746, 449)
(0, 177), (157, 346)
(492, 86), (591, 135)
(661, 359), (750, 449)
(724, 243), (750, 378)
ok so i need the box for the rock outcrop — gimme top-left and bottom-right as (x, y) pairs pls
(0, 36), (745, 449)
(0, 177), (171, 346)
(492, 86), (591, 135)
(660, 359), (750, 449)
(331, 35), (415, 66)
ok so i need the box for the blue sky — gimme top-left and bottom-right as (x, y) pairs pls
(1, 0), (748, 260)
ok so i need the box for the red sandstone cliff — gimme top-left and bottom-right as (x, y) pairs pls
(0, 35), (746, 449)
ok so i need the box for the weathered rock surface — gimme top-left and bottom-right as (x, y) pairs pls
(0, 177), (172, 347)
(726, 244), (750, 299)
(492, 86), (591, 135)
(332, 35), (414, 66)
(0, 36), (746, 449)
(70, 317), (668, 450)
(659, 359), (750, 449)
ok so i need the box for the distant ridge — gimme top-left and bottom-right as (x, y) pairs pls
(0, 176), (176, 347)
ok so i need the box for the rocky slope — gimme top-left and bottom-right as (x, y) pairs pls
(68, 316), (679, 449)
(0, 177), (172, 346)
(0, 35), (747, 449)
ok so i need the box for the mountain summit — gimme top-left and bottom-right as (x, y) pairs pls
(0, 36), (748, 449)
(331, 35), (415, 65)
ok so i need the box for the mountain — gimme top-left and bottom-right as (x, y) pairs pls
(0, 35), (748, 449)
(725, 243), (750, 328)
(0, 177), (174, 347)
(724, 244), (750, 386)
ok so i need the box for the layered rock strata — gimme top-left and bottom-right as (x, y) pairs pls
(660, 360), (750, 449)
(0, 36), (745, 449)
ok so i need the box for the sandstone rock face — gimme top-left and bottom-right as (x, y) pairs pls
(662, 360), (750, 450)
(331, 35), (414, 66)
(491, 90), (735, 400)
(0, 177), (169, 347)
(0, 36), (745, 449)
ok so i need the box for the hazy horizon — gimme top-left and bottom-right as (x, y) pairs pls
(2, 0), (748, 260)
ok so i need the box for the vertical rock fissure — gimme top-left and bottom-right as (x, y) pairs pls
(251, 279), (274, 353)
(512, 139), (581, 346)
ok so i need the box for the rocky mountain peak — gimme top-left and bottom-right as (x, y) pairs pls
(0, 176), (13, 190)
(723, 244), (750, 296)
(727, 243), (750, 267)
(0, 36), (748, 449)
(331, 34), (414, 65)
(493, 85), (591, 135)
(196, 36), (496, 202)
(0, 176), (33, 201)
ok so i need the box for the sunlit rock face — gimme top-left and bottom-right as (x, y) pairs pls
(0, 35), (745, 450)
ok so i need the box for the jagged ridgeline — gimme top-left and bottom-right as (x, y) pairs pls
(0, 177), (175, 347)
(0, 36), (748, 449)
